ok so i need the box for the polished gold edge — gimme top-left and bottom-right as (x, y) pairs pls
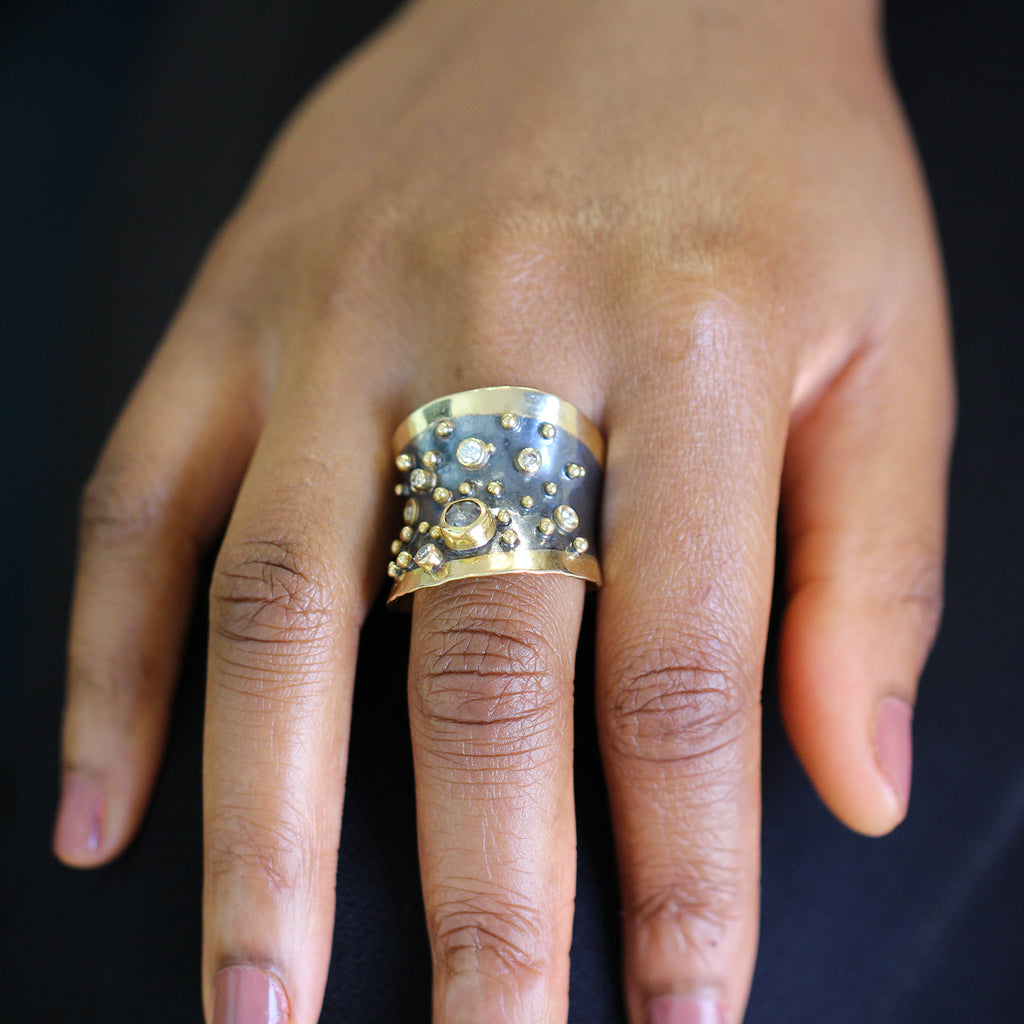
(392, 385), (604, 464)
(386, 548), (602, 605)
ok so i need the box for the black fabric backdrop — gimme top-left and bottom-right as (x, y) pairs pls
(2, 1), (1022, 1020)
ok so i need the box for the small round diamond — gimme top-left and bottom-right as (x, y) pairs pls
(537, 518), (556, 537)
(520, 495), (535, 510)
(500, 412), (520, 430)
(410, 468), (436, 492)
(565, 462), (586, 479)
(457, 437), (492, 469)
(539, 422), (556, 440)
(414, 543), (444, 572)
(544, 482), (558, 496)
(515, 447), (542, 476)
(553, 505), (579, 532)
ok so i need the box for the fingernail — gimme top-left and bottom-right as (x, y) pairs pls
(646, 994), (726, 1024)
(53, 772), (105, 860)
(875, 695), (913, 811)
(214, 965), (290, 1024)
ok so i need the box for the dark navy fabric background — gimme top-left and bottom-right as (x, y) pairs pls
(2, 2), (1023, 1021)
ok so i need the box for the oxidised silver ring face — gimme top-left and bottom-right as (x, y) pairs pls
(386, 385), (604, 607)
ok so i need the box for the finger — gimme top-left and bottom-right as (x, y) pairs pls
(55, 317), (258, 866)
(202, 377), (388, 1024)
(596, 302), (790, 1024)
(779, 296), (954, 836)
(409, 573), (583, 1024)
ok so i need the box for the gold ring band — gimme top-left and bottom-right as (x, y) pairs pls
(386, 385), (604, 607)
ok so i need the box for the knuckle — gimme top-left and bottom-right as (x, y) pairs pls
(627, 872), (743, 949)
(651, 289), (767, 377)
(880, 543), (945, 651)
(605, 632), (754, 769)
(413, 606), (562, 737)
(468, 225), (579, 324)
(79, 462), (169, 550)
(444, 199), (575, 276)
(205, 807), (314, 898)
(429, 883), (548, 981)
(64, 654), (151, 731)
(681, 291), (754, 345)
(418, 202), (587, 359)
(210, 535), (335, 649)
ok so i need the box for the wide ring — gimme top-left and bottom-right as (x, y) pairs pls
(386, 385), (604, 607)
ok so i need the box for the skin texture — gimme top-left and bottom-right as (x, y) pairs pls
(53, 0), (954, 1022)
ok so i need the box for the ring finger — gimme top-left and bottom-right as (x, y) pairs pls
(410, 573), (583, 1023)
(398, 389), (598, 1022)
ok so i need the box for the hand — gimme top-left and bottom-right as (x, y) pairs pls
(53, 1), (953, 1021)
